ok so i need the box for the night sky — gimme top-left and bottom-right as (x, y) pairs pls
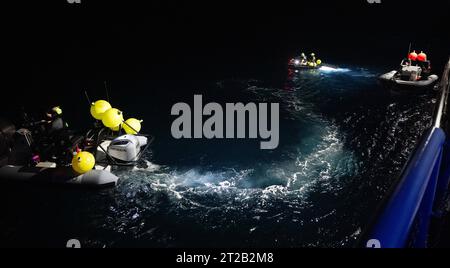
(3, 0), (450, 119)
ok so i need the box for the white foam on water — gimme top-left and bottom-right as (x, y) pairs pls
(319, 66), (351, 73)
(132, 160), (161, 172)
(285, 122), (358, 196)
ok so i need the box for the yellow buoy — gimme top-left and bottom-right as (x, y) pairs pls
(316, 59), (322, 65)
(52, 106), (63, 115)
(90, 100), (112, 120)
(101, 108), (124, 128)
(72, 151), (95, 174)
(123, 118), (143, 134)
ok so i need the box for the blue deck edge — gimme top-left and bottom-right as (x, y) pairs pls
(366, 128), (446, 248)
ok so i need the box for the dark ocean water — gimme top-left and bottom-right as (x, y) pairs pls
(0, 64), (438, 247)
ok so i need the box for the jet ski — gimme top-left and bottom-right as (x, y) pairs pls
(379, 50), (439, 91)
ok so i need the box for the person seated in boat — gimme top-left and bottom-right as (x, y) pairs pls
(21, 106), (67, 138)
(309, 53), (317, 67)
(45, 106), (67, 134)
(300, 52), (307, 65)
(41, 106), (72, 165)
(415, 52), (432, 76)
(419, 60), (432, 75)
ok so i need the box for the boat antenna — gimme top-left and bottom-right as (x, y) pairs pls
(104, 81), (110, 102)
(84, 90), (92, 106)
(407, 42), (411, 55)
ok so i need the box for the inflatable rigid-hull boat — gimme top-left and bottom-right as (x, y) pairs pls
(379, 70), (439, 90)
(1, 116), (151, 188)
(0, 163), (118, 187)
(288, 57), (322, 70)
(288, 63), (321, 70)
(0, 133), (151, 188)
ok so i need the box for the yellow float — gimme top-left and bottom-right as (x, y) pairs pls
(90, 100), (112, 120)
(102, 108), (124, 128)
(123, 118), (143, 134)
(72, 151), (95, 174)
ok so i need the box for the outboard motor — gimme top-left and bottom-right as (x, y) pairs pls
(400, 65), (422, 81)
(107, 135), (148, 162)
